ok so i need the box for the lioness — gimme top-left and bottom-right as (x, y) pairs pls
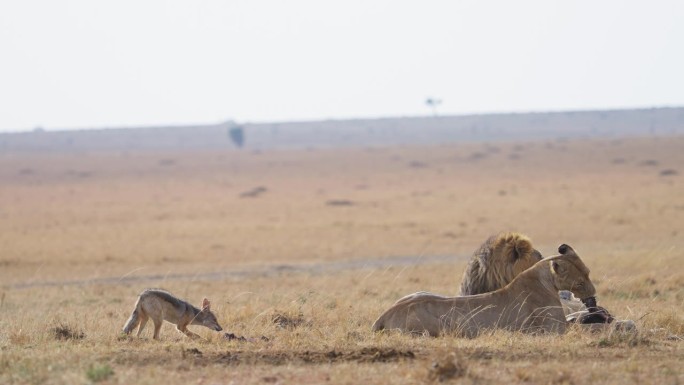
(372, 244), (596, 337)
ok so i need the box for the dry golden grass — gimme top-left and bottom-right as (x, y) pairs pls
(0, 135), (683, 384)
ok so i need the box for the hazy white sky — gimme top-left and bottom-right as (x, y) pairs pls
(1, 0), (683, 132)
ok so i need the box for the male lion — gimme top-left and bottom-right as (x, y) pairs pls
(372, 244), (596, 337)
(458, 232), (543, 296)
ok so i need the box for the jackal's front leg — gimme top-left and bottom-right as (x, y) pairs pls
(177, 325), (200, 339)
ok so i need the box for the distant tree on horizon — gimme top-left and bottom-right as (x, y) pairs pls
(228, 126), (244, 148)
(425, 98), (442, 116)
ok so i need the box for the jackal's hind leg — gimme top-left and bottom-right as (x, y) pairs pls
(137, 313), (149, 337)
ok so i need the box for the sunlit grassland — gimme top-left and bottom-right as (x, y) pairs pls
(1, 136), (682, 384)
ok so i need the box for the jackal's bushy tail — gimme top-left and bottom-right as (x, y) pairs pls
(122, 303), (141, 334)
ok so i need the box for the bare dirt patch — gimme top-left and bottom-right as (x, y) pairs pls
(214, 347), (416, 366)
(239, 186), (268, 198)
(115, 347), (417, 367)
(326, 199), (355, 206)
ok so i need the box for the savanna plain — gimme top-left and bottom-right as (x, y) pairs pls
(0, 134), (683, 384)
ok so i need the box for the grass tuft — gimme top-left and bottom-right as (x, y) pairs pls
(594, 331), (650, 348)
(272, 311), (309, 329)
(85, 364), (114, 383)
(428, 351), (468, 382)
(51, 323), (85, 341)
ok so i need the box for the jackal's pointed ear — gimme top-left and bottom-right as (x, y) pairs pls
(202, 298), (211, 311)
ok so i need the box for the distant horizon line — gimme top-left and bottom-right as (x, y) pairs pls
(3, 104), (683, 135)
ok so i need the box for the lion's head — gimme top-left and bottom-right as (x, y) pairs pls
(459, 232), (543, 296)
(549, 244), (597, 305)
